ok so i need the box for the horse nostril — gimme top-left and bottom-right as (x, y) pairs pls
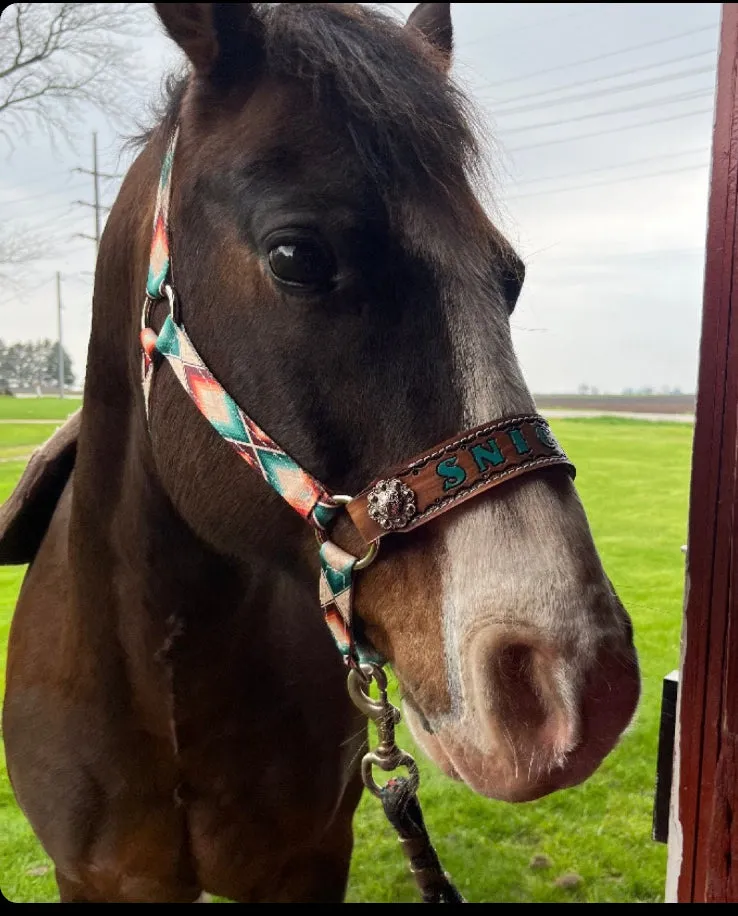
(491, 643), (550, 733)
(470, 627), (580, 764)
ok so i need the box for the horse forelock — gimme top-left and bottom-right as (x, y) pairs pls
(135, 3), (481, 199)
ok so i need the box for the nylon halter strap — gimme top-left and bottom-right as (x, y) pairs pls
(140, 128), (575, 668)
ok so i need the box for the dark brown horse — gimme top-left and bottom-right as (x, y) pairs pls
(1, 3), (640, 903)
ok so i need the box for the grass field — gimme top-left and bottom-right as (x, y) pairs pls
(0, 397), (81, 422)
(0, 403), (693, 903)
(0, 425), (66, 462)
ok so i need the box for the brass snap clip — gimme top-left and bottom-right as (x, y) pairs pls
(347, 663), (420, 798)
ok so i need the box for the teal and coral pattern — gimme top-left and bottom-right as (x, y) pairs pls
(141, 126), (365, 663)
(319, 540), (357, 658)
(141, 315), (341, 531)
(319, 540), (383, 666)
(146, 127), (178, 299)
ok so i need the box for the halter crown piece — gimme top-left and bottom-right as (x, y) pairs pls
(140, 126), (575, 904)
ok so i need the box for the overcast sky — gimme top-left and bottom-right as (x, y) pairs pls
(0, 2), (723, 394)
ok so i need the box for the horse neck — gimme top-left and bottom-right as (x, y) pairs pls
(70, 140), (274, 624)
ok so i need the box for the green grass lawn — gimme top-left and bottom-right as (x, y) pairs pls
(0, 425), (64, 462)
(0, 396), (81, 421)
(0, 417), (692, 903)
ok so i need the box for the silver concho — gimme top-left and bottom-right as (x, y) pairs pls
(366, 478), (417, 531)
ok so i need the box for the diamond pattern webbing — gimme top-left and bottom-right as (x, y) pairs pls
(146, 128), (178, 299)
(142, 315), (340, 531)
(319, 540), (383, 666)
(140, 125), (367, 664)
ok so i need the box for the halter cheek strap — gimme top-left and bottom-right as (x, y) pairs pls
(142, 312), (341, 531)
(140, 130), (369, 661)
(142, 305), (368, 661)
(139, 128), (575, 667)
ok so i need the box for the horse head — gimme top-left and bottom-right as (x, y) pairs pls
(146, 1), (640, 803)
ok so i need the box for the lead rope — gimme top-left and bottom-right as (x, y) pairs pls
(347, 662), (465, 903)
(318, 527), (465, 901)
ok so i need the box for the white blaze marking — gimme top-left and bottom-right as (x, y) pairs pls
(441, 281), (536, 717)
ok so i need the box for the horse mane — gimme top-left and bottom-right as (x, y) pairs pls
(137, 3), (481, 193)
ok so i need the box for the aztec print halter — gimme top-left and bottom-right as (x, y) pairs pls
(140, 127), (575, 668)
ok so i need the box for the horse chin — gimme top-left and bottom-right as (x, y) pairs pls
(402, 702), (608, 804)
(401, 703), (462, 783)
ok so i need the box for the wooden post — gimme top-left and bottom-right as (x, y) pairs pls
(668, 3), (738, 901)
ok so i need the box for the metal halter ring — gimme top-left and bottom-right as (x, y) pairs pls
(141, 283), (180, 331)
(162, 283), (181, 323)
(316, 495), (379, 570)
(361, 748), (420, 798)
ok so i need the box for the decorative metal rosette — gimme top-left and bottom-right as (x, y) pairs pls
(366, 478), (417, 531)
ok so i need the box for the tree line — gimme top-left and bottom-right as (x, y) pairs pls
(0, 339), (75, 391)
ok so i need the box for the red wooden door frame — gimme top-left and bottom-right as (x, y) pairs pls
(671, 2), (738, 902)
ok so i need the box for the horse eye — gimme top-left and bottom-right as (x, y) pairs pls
(267, 239), (335, 291)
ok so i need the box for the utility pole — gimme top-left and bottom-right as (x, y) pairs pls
(74, 132), (118, 253)
(56, 272), (64, 399)
(92, 130), (100, 249)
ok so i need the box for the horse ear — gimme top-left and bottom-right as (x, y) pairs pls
(155, 3), (262, 79)
(406, 3), (453, 73)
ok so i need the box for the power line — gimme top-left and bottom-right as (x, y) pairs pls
(0, 252), (93, 312)
(0, 212), (90, 273)
(489, 66), (716, 118)
(500, 89), (711, 136)
(0, 275), (54, 309)
(73, 132), (120, 254)
(48, 244), (91, 258)
(511, 147), (709, 188)
(507, 106), (713, 153)
(458, 4), (618, 50)
(596, 246), (705, 261)
(7, 206), (90, 236)
(65, 272), (96, 287)
(0, 168), (81, 193)
(1, 184), (87, 209)
(474, 24), (717, 92)
(505, 162), (709, 200)
(486, 48), (717, 108)
(0, 239), (94, 276)
(20, 202), (88, 222)
(29, 202), (88, 221)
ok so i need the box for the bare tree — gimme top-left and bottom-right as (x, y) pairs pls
(0, 3), (153, 276)
(0, 3), (148, 153)
(0, 226), (46, 287)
